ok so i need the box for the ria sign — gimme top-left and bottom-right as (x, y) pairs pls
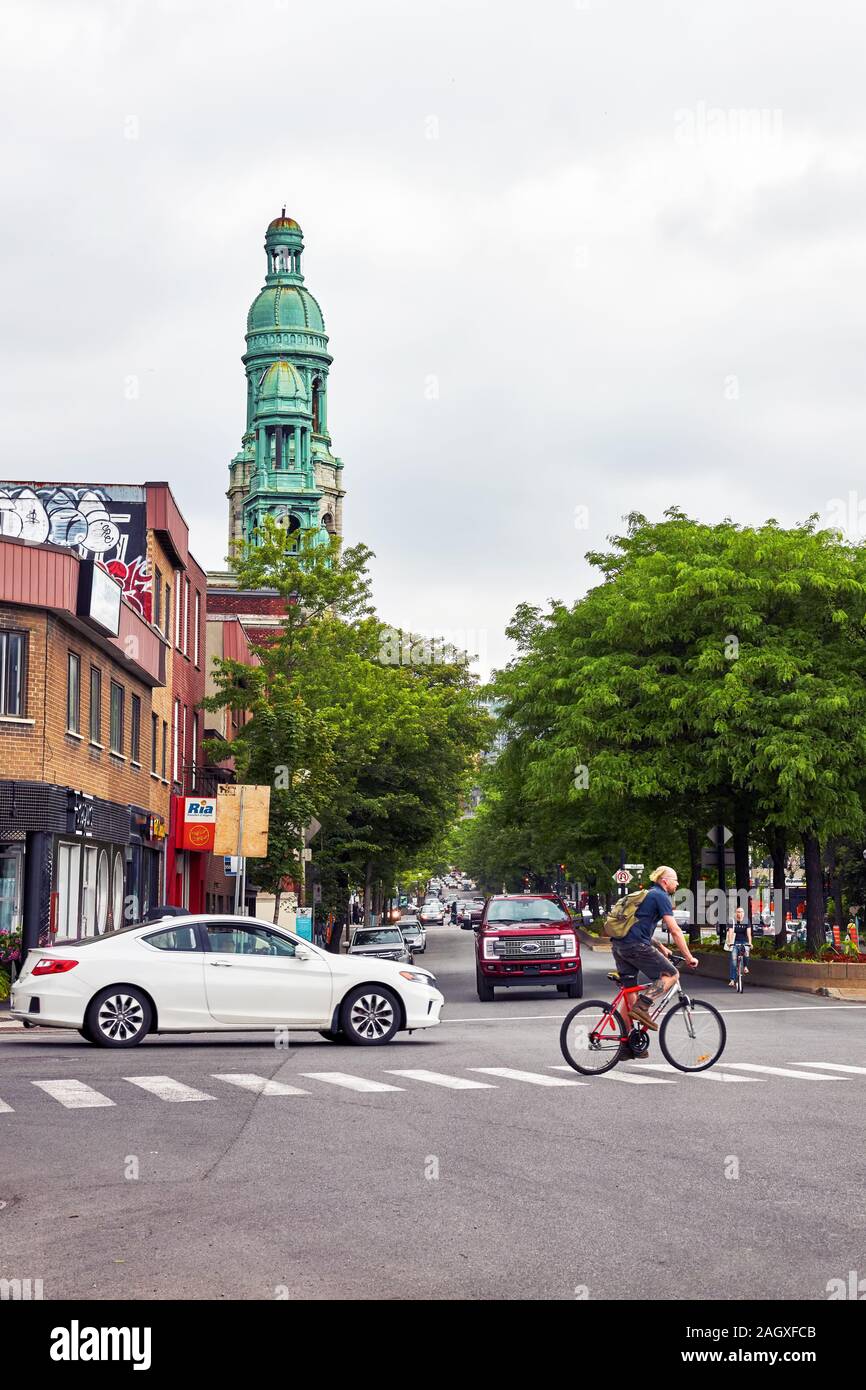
(177, 796), (216, 852)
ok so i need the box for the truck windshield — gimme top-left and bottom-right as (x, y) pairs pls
(486, 900), (569, 924)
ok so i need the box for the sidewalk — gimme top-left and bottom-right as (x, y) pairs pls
(0, 1001), (23, 1031)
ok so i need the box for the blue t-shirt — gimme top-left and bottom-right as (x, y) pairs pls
(625, 885), (674, 944)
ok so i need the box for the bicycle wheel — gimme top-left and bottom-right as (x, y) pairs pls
(736, 955), (744, 993)
(560, 1000), (627, 1076)
(659, 998), (726, 1072)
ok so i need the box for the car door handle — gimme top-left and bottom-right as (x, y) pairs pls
(209, 961), (233, 967)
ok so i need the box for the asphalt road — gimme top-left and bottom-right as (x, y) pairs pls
(2, 924), (865, 1301)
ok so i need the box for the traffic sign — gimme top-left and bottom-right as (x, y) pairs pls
(624, 863), (644, 873)
(701, 848), (735, 868)
(707, 826), (733, 847)
(614, 869), (633, 885)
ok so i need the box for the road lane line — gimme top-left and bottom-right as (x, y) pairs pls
(790, 1062), (866, 1075)
(0, 1098), (13, 1112)
(630, 1063), (759, 1082)
(470, 1067), (584, 1087)
(385, 1069), (496, 1090)
(550, 1065), (672, 1086)
(124, 1076), (215, 1102)
(300, 1072), (404, 1092)
(32, 1080), (115, 1109)
(212, 1073), (309, 1096)
(439, 1005), (866, 1025)
(717, 1063), (849, 1081)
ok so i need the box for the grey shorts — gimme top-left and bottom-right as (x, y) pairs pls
(612, 938), (677, 987)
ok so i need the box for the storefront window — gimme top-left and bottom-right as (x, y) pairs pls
(96, 849), (109, 933)
(56, 843), (82, 939)
(112, 852), (124, 931)
(0, 852), (22, 933)
(81, 845), (97, 936)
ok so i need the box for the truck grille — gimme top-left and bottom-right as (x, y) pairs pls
(491, 935), (564, 960)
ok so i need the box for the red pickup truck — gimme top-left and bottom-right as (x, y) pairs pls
(466, 893), (582, 1001)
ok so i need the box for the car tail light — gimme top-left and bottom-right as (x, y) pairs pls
(31, 958), (79, 976)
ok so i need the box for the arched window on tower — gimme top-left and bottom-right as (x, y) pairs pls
(312, 378), (321, 433)
(322, 512), (335, 536)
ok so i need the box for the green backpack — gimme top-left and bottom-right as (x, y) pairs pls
(602, 890), (648, 939)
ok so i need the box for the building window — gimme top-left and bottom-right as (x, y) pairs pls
(110, 681), (125, 754)
(182, 704), (188, 786)
(184, 577), (190, 655)
(131, 694), (141, 763)
(154, 569), (162, 630)
(67, 652), (81, 734)
(0, 631), (26, 717)
(164, 584), (171, 640)
(151, 711), (158, 773)
(192, 712), (199, 784)
(89, 667), (102, 743)
(175, 571), (182, 648)
(161, 720), (167, 779)
(194, 590), (201, 666)
(173, 698), (180, 782)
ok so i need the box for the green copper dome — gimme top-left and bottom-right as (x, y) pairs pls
(256, 360), (308, 409)
(247, 283), (325, 334)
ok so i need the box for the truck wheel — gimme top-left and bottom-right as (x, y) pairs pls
(476, 969), (495, 1002)
(566, 969), (583, 999)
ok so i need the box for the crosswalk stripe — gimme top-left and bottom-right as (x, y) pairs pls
(471, 1067), (584, 1087)
(791, 1062), (866, 1075)
(717, 1063), (849, 1081)
(631, 1063), (759, 1082)
(550, 1065), (672, 1085)
(300, 1072), (403, 1093)
(32, 1080), (115, 1109)
(385, 1069), (496, 1090)
(0, 1098), (14, 1113)
(124, 1076), (215, 1102)
(212, 1073), (309, 1096)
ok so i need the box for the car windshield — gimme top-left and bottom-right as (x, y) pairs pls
(353, 929), (404, 946)
(486, 899), (569, 924)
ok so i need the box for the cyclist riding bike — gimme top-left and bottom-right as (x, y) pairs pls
(611, 865), (698, 1049)
(726, 906), (752, 987)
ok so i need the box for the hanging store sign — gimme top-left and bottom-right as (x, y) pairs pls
(177, 797), (216, 852)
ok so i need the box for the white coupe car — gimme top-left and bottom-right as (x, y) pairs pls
(10, 916), (444, 1048)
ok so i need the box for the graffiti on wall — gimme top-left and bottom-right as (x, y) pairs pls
(0, 483), (151, 621)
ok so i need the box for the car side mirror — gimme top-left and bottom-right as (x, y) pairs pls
(296, 947), (311, 961)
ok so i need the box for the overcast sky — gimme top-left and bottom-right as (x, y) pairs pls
(2, 0), (866, 675)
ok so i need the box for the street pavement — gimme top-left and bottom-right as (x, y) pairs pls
(2, 923), (865, 1300)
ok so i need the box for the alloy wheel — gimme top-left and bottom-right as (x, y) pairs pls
(97, 993), (145, 1042)
(349, 992), (395, 1040)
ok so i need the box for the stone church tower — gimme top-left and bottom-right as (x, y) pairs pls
(226, 211), (345, 550)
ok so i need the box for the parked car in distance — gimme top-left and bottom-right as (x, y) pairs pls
(10, 916), (443, 1047)
(467, 894), (582, 1002)
(398, 915), (427, 954)
(348, 926), (413, 963)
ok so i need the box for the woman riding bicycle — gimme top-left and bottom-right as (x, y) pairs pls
(726, 906), (752, 986)
(611, 865), (699, 1036)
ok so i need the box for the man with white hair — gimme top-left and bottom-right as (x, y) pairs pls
(612, 865), (698, 1032)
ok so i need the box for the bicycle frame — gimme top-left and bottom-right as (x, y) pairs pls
(590, 973), (689, 1043)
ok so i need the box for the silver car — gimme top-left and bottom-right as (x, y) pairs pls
(399, 916), (427, 954)
(348, 927), (413, 963)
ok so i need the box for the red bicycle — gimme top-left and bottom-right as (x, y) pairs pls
(559, 954), (726, 1076)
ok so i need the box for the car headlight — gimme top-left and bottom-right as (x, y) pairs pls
(399, 970), (437, 986)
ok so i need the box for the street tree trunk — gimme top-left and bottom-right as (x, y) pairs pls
(770, 828), (787, 946)
(802, 831), (825, 955)
(687, 826), (701, 944)
(733, 807), (750, 906)
(272, 886), (281, 924)
(363, 861), (373, 928)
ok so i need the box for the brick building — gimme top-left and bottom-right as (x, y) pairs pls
(0, 535), (165, 950)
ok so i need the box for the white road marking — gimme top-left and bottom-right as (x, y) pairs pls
(717, 1063), (849, 1081)
(0, 1098), (14, 1113)
(32, 1079), (115, 1109)
(300, 1072), (404, 1092)
(550, 1065), (672, 1086)
(124, 1076), (215, 1102)
(790, 1062), (866, 1075)
(471, 1067), (584, 1087)
(630, 1063), (759, 1082)
(441, 1004), (866, 1025)
(385, 1069), (496, 1090)
(212, 1073), (309, 1096)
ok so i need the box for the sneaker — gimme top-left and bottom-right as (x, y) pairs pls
(728, 980), (736, 988)
(629, 999), (659, 1031)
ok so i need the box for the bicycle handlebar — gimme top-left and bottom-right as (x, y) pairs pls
(669, 952), (698, 970)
